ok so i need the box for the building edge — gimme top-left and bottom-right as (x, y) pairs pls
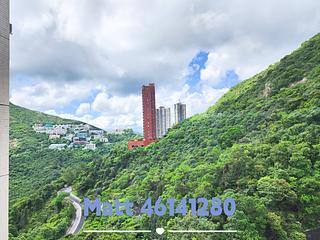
(0, 0), (9, 239)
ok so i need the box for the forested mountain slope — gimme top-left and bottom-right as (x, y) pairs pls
(10, 103), (83, 203)
(9, 104), (92, 238)
(70, 34), (320, 240)
(9, 104), (137, 239)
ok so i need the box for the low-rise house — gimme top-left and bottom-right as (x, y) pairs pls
(73, 124), (90, 132)
(34, 122), (106, 150)
(64, 134), (74, 141)
(89, 129), (104, 135)
(76, 132), (88, 140)
(73, 140), (88, 145)
(49, 134), (60, 139)
(101, 137), (109, 143)
(33, 124), (45, 132)
(45, 123), (54, 128)
(49, 144), (66, 150)
(85, 143), (96, 150)
(92, 135), (109, 142)
(48, 129), (67, 136)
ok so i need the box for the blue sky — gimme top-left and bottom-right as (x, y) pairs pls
(185, 51), (209, 92)
(185, 51), (240, 92)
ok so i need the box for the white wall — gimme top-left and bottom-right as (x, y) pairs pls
(0, 0), (9, 239)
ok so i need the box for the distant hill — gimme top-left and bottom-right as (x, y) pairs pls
(9, 103), (138, 239)
(10, 103), (79, 202)
(10, 103), (103, 131)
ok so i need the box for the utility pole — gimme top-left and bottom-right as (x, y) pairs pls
(0, 0), (10, 239)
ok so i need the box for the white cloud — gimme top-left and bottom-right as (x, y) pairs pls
(89, 90), (143, 130)
(12, 0), (320, 93)
(43, 84), (227, 132)
(10, 81), (96, 110)
(157, 84), (229, 118)
(91, 91), (141, 115)
(9, 0), (320, 131)
(89, 114), (142, 132)
(201, 52), (230, 85)
(76, 103), (91, 116)
(45, 109), (93, 124)
(200, 36), (284, 85)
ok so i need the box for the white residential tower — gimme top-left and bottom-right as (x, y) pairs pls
(174, 102), (186, 124)
(156, 106), (171, 138)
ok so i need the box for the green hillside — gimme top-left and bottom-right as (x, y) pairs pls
(9, 104), (91, 238)
(9, 104), (137, 239)
(10, 33), (320, 240)
(10, 103), (82, 203)
(69, 34), (320, 240)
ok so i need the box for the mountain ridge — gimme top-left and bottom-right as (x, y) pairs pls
(10, 102), (104, 131)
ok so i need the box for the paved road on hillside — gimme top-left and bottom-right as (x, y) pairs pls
(61, 187), (84, 235)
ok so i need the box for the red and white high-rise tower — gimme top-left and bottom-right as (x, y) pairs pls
(142, 83), (157, 143)
(128, 83), (157, 149)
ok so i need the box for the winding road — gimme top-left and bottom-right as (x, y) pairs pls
(60, 187), (84, 236)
